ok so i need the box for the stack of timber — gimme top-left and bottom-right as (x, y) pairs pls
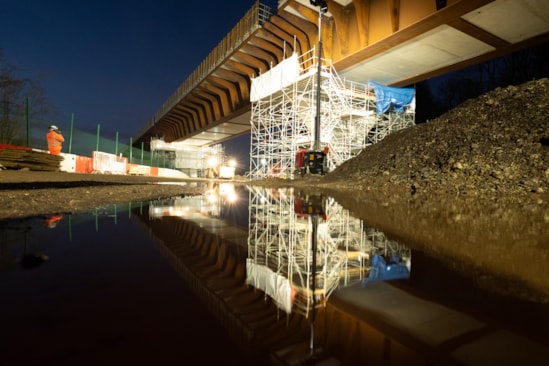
(0, 144), (62, 171)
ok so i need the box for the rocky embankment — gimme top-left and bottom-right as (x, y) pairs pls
(320, 78), (548, 205)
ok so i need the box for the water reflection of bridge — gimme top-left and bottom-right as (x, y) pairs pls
(137, 185), (549, 365)
(141, 208), (311, 362)
(134, 1), (549, 148)
(138, 185), (415, 363)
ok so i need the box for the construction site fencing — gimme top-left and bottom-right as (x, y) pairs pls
(1, 106), (176, 173)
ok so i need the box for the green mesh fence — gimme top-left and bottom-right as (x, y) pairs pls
(2, 106), (164, 167)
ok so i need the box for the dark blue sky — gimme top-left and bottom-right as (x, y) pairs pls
(1, 0), (278, 141)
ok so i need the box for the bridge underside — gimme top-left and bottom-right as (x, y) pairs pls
(133, 0), (549, 150)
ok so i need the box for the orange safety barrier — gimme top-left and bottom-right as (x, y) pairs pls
(75, 155), (93, 173)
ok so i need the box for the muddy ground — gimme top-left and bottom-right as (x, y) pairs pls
(0, 170), (208, 220)
(0, 79), (548, 303)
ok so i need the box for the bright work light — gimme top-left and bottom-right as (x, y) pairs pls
(309, 0), (328, 13)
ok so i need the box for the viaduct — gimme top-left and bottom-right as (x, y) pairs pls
(133, 0), (549, 150)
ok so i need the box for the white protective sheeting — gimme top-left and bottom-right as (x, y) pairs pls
(250, 53), (301, 102)
(246, 259), (293, 313)
(157, 167), (189, 178)
(92, 151), (127, 174)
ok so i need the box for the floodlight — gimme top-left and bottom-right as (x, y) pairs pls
(310, 0), (328, 13)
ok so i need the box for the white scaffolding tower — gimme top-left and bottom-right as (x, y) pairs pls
(246, 186), (412, 317)
(249, 49), (415, 180)
(246, 186), (369, 317)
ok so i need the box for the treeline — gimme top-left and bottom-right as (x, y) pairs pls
(415, 43), (549, 123)
(0, 49), (56, 145)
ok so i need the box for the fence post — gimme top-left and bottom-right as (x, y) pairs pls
(26, 97), (30, 147)
(96, 124), (100, 151)
(129, 137), (133, 163)
(69, 113), (74, 154)
(115, 132), (119, 155)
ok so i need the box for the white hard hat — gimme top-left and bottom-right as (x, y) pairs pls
(49, 125), (58, 131)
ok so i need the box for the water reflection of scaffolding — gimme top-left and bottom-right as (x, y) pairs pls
(246, 186), (411, 317)
(248, 48), (415, 180)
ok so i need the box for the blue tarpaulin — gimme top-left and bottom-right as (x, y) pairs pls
(370, 81), (415, 114)
(362, 253), (410, 286)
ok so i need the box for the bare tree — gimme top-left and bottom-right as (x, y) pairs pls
(0, 49), (54, 145)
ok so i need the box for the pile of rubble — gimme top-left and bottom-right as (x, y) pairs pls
(324, 78), (549, 205)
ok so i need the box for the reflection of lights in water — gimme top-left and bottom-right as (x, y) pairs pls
(148, 184), (240, 218)
(168, 205), (190, 216)
(219, 183), (237, 203)
(206, 191), (217, 203)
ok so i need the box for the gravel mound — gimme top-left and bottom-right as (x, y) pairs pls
(325, 78), (549, 204)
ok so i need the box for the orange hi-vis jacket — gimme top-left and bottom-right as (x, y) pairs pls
(46, 130), (64, 155)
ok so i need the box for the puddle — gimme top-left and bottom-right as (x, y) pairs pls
(1, 184), (548, 365)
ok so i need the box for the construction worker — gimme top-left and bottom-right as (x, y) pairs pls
(45, 214), (63, 228)
(46, 125), (64, 155)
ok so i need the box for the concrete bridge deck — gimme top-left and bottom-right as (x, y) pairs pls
(133, 0), (549, 149)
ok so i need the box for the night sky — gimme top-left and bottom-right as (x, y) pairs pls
(1, 0), (278, 142)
